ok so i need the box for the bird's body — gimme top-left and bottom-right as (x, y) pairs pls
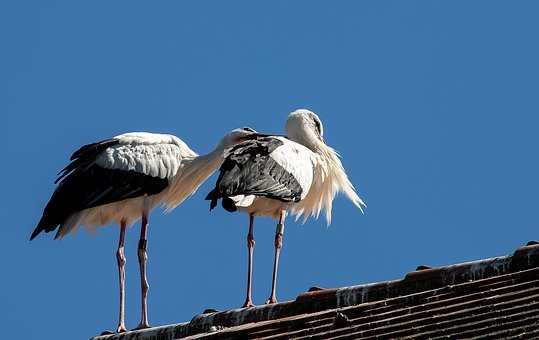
(207, 109), (365, 307)
(32, 132), (196, 239)
(208, 136), (315, 218)
(31, 128), (257, 332)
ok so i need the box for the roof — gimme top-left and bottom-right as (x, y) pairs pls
(92, 241), (539, 339)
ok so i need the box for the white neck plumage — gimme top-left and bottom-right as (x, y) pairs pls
(163, 145), (226, 211)
(289, 130), (366, 225)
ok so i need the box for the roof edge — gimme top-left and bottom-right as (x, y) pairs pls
(93, 242), (539, 340)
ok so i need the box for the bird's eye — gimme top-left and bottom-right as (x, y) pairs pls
(242, 127), (256, 133)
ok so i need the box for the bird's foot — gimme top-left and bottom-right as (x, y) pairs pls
(133, 321), (150, 331)
(265, 296), (277, 304)
(242, 299), (255, 308)
(116, 324), (127, 333)
(101, 323), (128, 335)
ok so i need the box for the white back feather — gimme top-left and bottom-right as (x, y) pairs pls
(268, 137), (315, 197)
(95, 132), (197, 179)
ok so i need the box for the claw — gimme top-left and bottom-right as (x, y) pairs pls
(116, 324), (127, 333)
(242, 299), (255, 308)
(265, 297), (277, 304)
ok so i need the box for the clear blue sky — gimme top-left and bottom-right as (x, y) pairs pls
(2, 1), (539, 339)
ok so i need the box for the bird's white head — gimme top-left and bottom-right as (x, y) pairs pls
(285, 109), (325, 150)
(285, 108), (366, 223)
(217, 127), (259, 149)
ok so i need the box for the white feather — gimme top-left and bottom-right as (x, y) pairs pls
(230, 195), (256, 207)
(52, 128), (260, 239)
(56, 133), (218, 238)
(292, 143), (365, 225)
(162, 148), (224, 211)
(234, 121), (365, 224)
(268, 137), (315, 198)
(285, 109), (366, 225)
(95, 132), (197, 179)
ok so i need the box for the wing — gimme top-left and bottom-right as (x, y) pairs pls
(31, 132), (192, 240)
(94, 132), (196, 179)
(206, 136), (314, 210)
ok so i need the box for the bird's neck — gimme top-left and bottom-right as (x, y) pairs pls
(162, 147), (225, 211)
(289, 133), (325, 154)
(193, 145), (227, 171)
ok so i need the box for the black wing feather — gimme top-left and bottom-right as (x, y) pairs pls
(31, 138), (168, 240)
(206, 137), (303, 211)
(55, 138), (119, 184)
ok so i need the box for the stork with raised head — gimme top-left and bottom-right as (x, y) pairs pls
(206, 109), (365, 307)
(30, 127), (257, 333)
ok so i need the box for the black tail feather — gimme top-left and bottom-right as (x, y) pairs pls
(29, 227), (41, 241)
(205, 188), (219, 211)
(30, 216), (56, 241)
(205, 187), (237, 213)
(222, 197), (237, 212)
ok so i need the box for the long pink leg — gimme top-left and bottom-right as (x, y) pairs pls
(135, 213), (150, 329)
(116, 220), (128, 333)
(243, 214), (255, 308)
(266, 210), (286, 304)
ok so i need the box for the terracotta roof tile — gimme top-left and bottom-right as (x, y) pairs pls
(92, 242), (539, 339)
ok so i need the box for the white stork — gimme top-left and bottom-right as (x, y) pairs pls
(30, 127), (257, 333)
(206, 109), (365, 307)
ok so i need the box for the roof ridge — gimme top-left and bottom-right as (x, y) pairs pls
(92, 242), (539, 340)
(182, 268), (539, 339)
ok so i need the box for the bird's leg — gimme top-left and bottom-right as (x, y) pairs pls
(135, 213), (150, 330)
(266, 210), (287, 304)
(116, 220), (128, 333)
(243, 214), (255, 308)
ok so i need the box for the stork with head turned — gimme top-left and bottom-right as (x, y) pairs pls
(206, 109), (365, 307)
(30, 127), (257, 333)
